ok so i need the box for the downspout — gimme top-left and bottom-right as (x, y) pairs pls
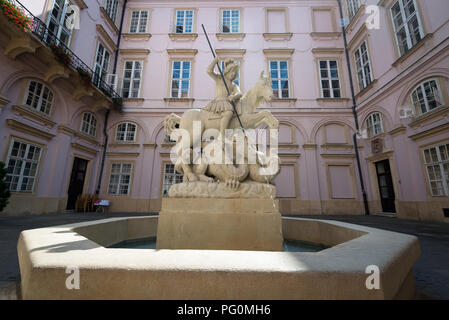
(95, 0), (128, 195)
(336, 0), (370, 215)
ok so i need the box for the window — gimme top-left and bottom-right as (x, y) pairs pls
(108, 163), (132, 195)
(174, 9), (194, 33)
(354, 40), (373, 91)
(269, 60), (289, 98)
(80, 112), (97, 137)
(366, 112), (384, 138)
(46, 0), (73, 45)
(129, 10), (149, 33)
(162, 163), (183, 197)
(5, 139), (42, 192)
(390, 0), (424, 57)
(170, 61), (191, 98)
(221, 9), (240, 33)
(346, 0), (361, 20)
(121, 61), (143, 98)
(319, 60), (341, 98)
(411, 79), (444, 116)
(116, 122), (137, 142)
(93, 43), (110, 87)
(24, 81), (54, 115)
(104, 0), (119, 23)
(221, 60), (240, 87)
(423, 143), (449, 196)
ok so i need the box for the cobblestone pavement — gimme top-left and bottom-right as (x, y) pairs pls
(0, 213), (448, 299)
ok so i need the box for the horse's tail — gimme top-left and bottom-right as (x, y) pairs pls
(164, 113), (181, 137)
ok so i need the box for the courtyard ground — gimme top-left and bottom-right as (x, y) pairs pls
(0, 213), (448, 300)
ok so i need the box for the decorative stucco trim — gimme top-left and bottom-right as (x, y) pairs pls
(6, 119), (55, 140)
(57, 125), (76, 136)
(263, 48), (295, 55)
(168, 33), (198, 40)
(408, 105), (449, 128)
(106, 152), (140, 157)
(166, 49), (198, 56)
(409, 122), (449, 141)
(72, 0), (88, 9)
(12, 105), (56, 127)
(74, 131), (99, 146)
(0, 95), (10, 107)
(71, 143), (98, 156)
(119, 49), (150, 55)
(312, 48), (344, 54)
(263, 33), (293, 41)
(100, 7), (119, 35)
(388, 125), (407, 137)
(122, 33), (152, 40)
(96, 24), (118, 52)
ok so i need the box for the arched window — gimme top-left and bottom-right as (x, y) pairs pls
(116, 122), (137, 142)
(411, 79), (444, 116)
(24, 80), (54, 115)
(366, 112), (384, 138)
(80, 112), (97, 136)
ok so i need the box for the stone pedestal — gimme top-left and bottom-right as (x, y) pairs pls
(156, 198), (283, 251)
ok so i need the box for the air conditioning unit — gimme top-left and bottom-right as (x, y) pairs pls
(106, 74), (119, 91)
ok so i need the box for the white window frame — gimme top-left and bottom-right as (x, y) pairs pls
(170, 60), (191, 99)
(108, 163), (133, 195)
(319, 60), (342, 99)
(46, 0), (73, 46)
(366, 112), (384, 138)
(423, 143), (449, 197)
(269, 60), (290, 99)
(104, 0), (119, 23)
(116, 122), (137, 142)
(346, 0), (361, 20)
(93, 42), (111, 87)
(221, 9), (240, 33)
(23, 80), (54, 115)
(121, 60), (143, 99)
(129, 10), (149, 33)
(411, 78), (444, 116)
(390, 0), (425, 57)
(174, 9), (194, 34)
(162, 163), (183, 197)
(5, 139), (43, 192)
(80, 112), (97, 137)
(354, 40), (373, 91)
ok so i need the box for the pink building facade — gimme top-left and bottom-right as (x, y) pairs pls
(0, 0), (448, 222)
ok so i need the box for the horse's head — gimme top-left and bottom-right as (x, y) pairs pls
(241, 71), (273, 113)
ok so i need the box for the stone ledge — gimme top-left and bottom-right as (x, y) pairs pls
(17, 216), (421, 299)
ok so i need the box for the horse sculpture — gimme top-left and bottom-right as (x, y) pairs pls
(164, 71), (280, 191)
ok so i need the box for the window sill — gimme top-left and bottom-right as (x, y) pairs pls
(164, 98), (195, 103)
(263, 33), (293, 41)
(109, 143), (140, 148)
(100, 7), (119, 35)
(216, 33), (246, 41)
(122, 33), (152, 41)
(316, 98), (350, 103)
(123, 98), (145, 103)
(392, 33), (433, 67)
(310, 32), (341, 38)
(271, 98), (297, 102)
(12, 105), (56, 127)
(75, 131), (98, 145)
(168, 33), (198, 40)
(355, 79), (378, 99)
(408, 105), (449, 128)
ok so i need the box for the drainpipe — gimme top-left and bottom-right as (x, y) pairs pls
(336, 0), (370, 215)
(95, 0), (128, 195)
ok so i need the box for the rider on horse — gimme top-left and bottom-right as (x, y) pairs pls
(203, 57), (243, 141)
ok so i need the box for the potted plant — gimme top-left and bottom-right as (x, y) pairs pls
(0, 0), (32, 32)
(50, 42), (71, 66)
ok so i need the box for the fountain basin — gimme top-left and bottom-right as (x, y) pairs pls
(17, 216), (420, 299)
